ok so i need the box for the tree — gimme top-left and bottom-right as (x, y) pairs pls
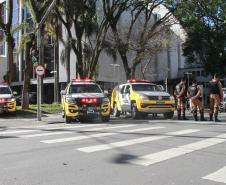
(19, 0), (53, 109)
(0, 0), (14, 84)
(168, 0), (226, 75)
(56, 0), (110, 78)
(103, 0), (175, 79)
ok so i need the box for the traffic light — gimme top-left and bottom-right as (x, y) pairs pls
(31, 49), (39, 63)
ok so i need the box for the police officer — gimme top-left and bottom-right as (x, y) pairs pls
(209, 73), (223, 122)
(187, 79), (205, 121)
(174, 78), (187, 120)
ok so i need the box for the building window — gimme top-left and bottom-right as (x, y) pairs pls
(0, 2), (6, 56)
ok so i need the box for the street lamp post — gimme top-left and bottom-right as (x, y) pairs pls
(184, 72), (192, 87)
(110, 64), (120, 86)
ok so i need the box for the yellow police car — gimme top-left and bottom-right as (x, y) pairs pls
(111, 79), (175, 119)
(61, 79), (110, 123)
(0, 83), (17, 114)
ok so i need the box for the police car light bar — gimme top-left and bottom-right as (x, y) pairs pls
(72, 78), (94, 82)
(128, 79), (151, 83)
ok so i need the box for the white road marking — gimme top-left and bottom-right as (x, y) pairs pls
(0, 130), (39, 135)
(77, 129), (199, 153)
(203, 166), (226, 184)
(83, 125), (134, 131)
(129, 133), (226, 166)
(41, 126), (164, 144)
(20, 131), (73, 138)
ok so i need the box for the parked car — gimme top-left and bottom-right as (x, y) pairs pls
(0, 84), (17, 114)
(111, 79), (175, 119)
(61, 78), (110, 123)
(16, 92), (37, 105)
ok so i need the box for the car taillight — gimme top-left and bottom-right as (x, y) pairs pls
(81, 98), (97, 103)
(0, 98), (5, 103)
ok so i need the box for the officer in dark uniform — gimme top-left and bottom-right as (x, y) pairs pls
(187, 79), (205, 121)
(174, 77), (187, 120)
(209, 73), (223, 122)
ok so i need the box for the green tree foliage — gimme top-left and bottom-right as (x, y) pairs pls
(169, 0), (226, 75)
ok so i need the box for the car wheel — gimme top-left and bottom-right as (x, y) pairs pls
(101, 115), (110, 122)
(131, 103), (140, 119)
(64, 112), (72, 123)
(163, 111), (174, 119)
(112, 103), (120, 117)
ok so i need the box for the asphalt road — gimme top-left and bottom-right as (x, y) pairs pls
(0, 113), (226, 185)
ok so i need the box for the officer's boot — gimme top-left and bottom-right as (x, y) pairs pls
(182, 109), (188, 120)
(177, 109), (181, 120)
(214, 113), (221, 122)
(200, 111), (206, 121)
(209, 113), (213, 121)
(193, 110), (198, 121)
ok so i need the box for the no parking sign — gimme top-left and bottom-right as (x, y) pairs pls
(35, 64), (45, 77)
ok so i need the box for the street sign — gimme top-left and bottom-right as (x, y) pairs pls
(35, 64), (45, 77)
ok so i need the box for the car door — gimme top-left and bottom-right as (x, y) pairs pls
(122, 85), (131, 111)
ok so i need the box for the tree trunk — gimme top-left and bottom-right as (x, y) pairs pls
(111, 25), (131, 79)
(65, 35), (71, 83)
(22, 42), (33, 109)
(6, 36), (14, 84)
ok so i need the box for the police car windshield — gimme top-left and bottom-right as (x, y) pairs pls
(0, 87), (11, 94)
(69, 84), (102, 93)
(132, 84), (160, 92)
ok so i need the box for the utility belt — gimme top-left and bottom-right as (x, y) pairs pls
(190, 97), (202, 101)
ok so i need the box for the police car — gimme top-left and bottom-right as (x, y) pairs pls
(61, 78), (110, 123)
(0, 83), (17, 114)
(111, 79), (175, 119)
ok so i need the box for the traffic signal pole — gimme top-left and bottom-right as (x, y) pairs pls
(36, 0), (58, 121)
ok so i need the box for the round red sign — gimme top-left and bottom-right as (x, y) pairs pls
(35, 65), (45, 77)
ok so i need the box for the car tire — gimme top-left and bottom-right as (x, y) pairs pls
(163, 111), (174, 119)
(112, 103), (120, 117)
(65, 112), (72, 123)
(101, 115), (110, 122)
(131, 103), (140, 119)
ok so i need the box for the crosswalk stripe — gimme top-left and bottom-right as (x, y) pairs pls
(77, 129), (199, 153)
(129, 133), (226, 166)
(41, 126), (164, 144)
(19, 131), (73, 138)
(83, 125), (134, 131)
(0, 130), (39, 135)
(203, 166), (226, 184)
(37, 124), (104, 130)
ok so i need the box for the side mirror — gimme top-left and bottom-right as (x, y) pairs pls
(60, 90), (66, 96)
(13, 91), (18, 96)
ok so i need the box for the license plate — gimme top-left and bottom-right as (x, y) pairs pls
(87, 107), (95, 113)
(156, 101), (165, 104)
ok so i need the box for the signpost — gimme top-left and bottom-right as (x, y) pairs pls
(36, 0), (58, 121)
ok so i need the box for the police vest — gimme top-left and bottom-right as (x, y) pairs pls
(209, 81), (220, 95)
(188, 85), (198, 97)
(175, 83), (185, 96)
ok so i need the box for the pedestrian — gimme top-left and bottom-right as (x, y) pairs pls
(209, 73), (223, 122)
(187, 79), (205, 121)
(174, 77), (187, 120)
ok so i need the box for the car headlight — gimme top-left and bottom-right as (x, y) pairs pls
(7, 98), (16, 102)
(140, 95), (149, 101)
(65, 97), (76, 103)
(102, 97), (110, 103)
(170, 96), (175, 100)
